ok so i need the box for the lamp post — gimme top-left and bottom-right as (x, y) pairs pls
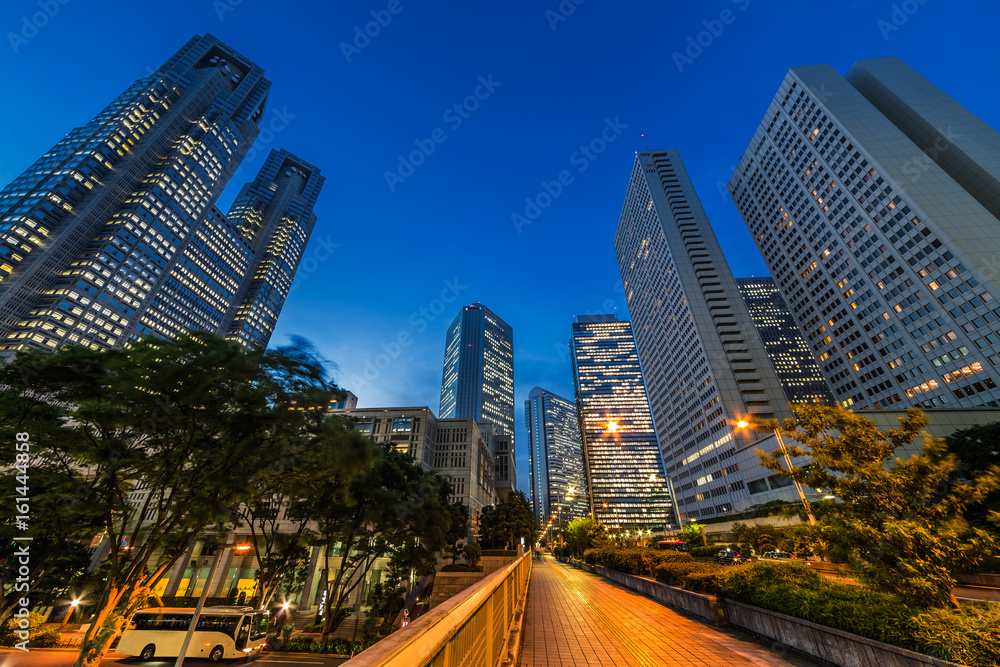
(736, 420), (818, 527)
(58, 599), (81, 632)
(175, 541), (251, 667)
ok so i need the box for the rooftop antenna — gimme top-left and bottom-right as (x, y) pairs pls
(641, 133), (649, 150)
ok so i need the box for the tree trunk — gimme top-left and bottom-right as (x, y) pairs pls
(73, 586), (122, 667)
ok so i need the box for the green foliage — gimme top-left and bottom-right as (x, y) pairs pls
(562, 517), (609, 558)
(909, 604), (1000, 667)
(0, 611), (60, 648)
(463, 542), (482, 569)
(445, 502), (470, 563)
(283, 636), (373, 655)
(552, 544), (570, 559)
(721, 561), (920, 648)
(690, 546), (719, 557)
(584, 546), (693, 576)
(731, 521), (818, 559)
(478, 491), (536, 550)
(944, 422), (1000, 533)
(677, 522), (706, 546)
(756, 404), (1000, 608)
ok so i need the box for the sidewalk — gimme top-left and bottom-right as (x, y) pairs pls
(521, 556), (817, 667)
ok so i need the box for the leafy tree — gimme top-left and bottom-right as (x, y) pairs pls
(443, 501), (470, 564)
(562, 517), (608, 557)
(944, 422), (1000, 530)
(463, 542), (482, 569)
(478, 491), (537, 550)
(677, 521), (707, 547)
(299, 441), (455, 642)
(756, 404), (1000, 608)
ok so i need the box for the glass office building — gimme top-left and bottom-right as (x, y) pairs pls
(440, 303), (516, 492)
(569, 314), (674, 530)
(525, 387), (588, 527)
(0, 34), (321, 354)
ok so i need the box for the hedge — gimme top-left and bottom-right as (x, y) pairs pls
(582, 546), (692, 576)
(282, 636), (374, 654)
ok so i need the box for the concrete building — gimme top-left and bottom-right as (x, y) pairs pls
(334, 406), (436, 471)
(737, 277), (834, 405)
(439, 302), (516, 496)
(0, 34), (320, 354)
(569, 314), (675, 530)
(434, 417), (497, 538)
(614, 150), (794, 521)
(525, 387), (589, 528)
(729, 57), (1000, 412)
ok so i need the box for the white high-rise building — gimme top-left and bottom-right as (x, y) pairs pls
(729, 57), (1000, 411)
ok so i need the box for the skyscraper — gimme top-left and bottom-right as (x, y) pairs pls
(737, 277), (833, 405)
(525, 387), (588, 528)
(0, 34), (320, 354)
(729, 57), (1000, 411)
(439, 303), (516, 494)
(569, 314), (674, 530)
(614, 150), (793, 521)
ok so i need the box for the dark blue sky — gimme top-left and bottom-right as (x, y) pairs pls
(2, 0), (997, 491)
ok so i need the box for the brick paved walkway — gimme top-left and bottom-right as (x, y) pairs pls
(520, 556), (816, 667)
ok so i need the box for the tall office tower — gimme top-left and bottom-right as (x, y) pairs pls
(737, 277), (834, 404)
(729, 57), (1000, 411)
(615, 150), (793, 521)
(569, 314), (674, 530)
(525, 387), (588, 528)
(440, 303), (516, 491)
(0, 34), (318, 354)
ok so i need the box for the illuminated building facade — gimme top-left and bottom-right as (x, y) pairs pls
(333, 406), (436, 471)
(434, 417), (497, 539)
(569, 314), (674, 530)
(729, 57), (1000, 410)
(0, 34), (320, 354)
(525, 386), (588, 528)
(737, 277), (834, 404)
(440, 303), (516, 494)
(615, 150), (794, 521)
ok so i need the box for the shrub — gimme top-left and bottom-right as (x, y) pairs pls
(683, 569), (726, 595)
(690, 546), (718, 557)
(0, 612), (56, 648)
(463, 542), (482, 569)
(586, 546), (693, 576)
(721, 561), (919, 649)
(301, 623), (323, 632)
(654, 561), (703, 586)
(284, 637), (315, 652)
(909, 604), (1000, 667)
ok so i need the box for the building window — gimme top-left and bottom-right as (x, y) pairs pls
(391, 417), (413, 432)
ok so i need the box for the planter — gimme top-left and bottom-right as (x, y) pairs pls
(724, 600), (962, 667)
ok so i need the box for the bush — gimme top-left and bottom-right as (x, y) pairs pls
(721, 561), (919, 649)
(585, 546), (693, 576)
(909, 604), (1000, 667)
(691, 546), (718, 557)
(0, 612), (58, 648)
(301, 623), (323, 632)
(653, 561), (726, 594)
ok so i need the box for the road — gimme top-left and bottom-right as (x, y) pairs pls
(521, 556), (819, 667)
(0, 650), (348, 667)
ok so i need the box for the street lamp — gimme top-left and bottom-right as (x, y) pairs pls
(175, 541), (252, 667)
(59, 598), (81, 632)
(736, 419), (817, 527)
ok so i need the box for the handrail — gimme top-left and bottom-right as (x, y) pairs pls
(348, 550), (532, 666)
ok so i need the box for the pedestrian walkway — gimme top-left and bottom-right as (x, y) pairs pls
(520, 556), (816, 667)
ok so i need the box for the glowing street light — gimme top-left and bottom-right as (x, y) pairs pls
(735, 419), (817, 527)
(59, 598), (81, 631)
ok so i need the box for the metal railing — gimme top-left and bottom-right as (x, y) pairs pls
(349, 551), (532, 667)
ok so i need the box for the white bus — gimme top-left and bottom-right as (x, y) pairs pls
(118, 606), (269, 662)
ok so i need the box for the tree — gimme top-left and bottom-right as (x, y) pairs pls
(443, 501), (470, 564)
(462, 542), (482, 569)
(756, 404), (1000, 608)
(944, 422), (1000, 530)
(478, 491), (537, 550)
(677, 521), (707, 547)
(298, 441), (455, 643)
(562, 517), (608, 557)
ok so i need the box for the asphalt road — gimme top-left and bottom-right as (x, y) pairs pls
(0, 650), (348, 667)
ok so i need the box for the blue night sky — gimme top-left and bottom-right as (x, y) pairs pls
(1, 0), (997, 491)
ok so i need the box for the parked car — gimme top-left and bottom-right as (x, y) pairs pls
(714, 549), (742, 565)
(760, 551), (796, 562)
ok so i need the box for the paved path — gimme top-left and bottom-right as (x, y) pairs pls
(520, 557), (817, 667)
